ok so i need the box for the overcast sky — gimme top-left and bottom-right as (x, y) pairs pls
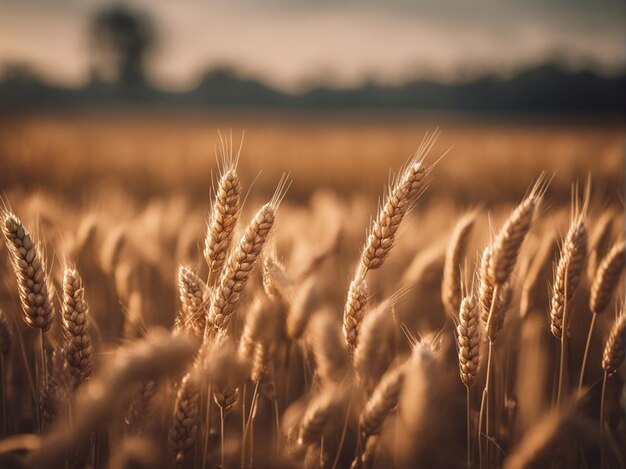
(0, 0), (623, 90)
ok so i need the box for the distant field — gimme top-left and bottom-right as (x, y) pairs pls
(0, 110), (622, 207)
(0, 109), (624, 468)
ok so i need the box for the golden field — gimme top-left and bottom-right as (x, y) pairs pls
(0, 111), (623, 469)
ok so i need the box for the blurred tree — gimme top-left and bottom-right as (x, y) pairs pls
(90, 6), (155, 87)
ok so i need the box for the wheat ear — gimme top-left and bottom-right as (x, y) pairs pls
(204, 138), (242, 276)
(62, 268), (94, 386)
(262, 253), (293, 305)
(552, 185), (589, 407)
(358, 142), (431, 276)
(1, 211), (55, 331)
(489, 177), (545, 286)
(286, 276), (316, 340)
(442, 212), (477, 317)
(602, 311), (626, 376)
(177, 265), (209, 339)
(354, 300), (393, 390)
(457, 295), (480, 388)
(124, 380), (157, 432)
(342, 278), (369, 350)
(479, 247), (512, 342)
(359, 364), (406, 438)
(587, 211), (614, 282)
(168, 372), (200, 464)
(208, 175), (290, 333)
(309, 312), (350, 387)
(298, 387), (346, 446)
(590, 240), (625, 315)
(579, 240), (625, 389)
(550, 214), (588, 340)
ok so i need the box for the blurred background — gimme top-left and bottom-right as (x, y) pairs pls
(0, 0), (623, 206)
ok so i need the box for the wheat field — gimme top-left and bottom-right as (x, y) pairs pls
(0, 112), (623, 469)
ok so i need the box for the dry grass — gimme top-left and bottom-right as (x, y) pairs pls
(0, 112), (623, 468)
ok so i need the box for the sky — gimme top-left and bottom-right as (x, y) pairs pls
(0, 0), (623, 91)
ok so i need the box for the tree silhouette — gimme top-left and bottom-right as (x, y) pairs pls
(90, 6), (155, 87)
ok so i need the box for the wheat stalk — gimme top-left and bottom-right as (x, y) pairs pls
(0, 309), (10, 361)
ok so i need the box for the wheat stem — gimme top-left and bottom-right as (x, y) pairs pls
(466, 386), (471, 468)
(578, 312), (597, 391)
(478, 283), (498, 468)
(220, 405), (225, 467)
(556, 273), (569, 407)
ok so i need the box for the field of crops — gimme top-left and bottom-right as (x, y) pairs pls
(0, 111), (623, 468)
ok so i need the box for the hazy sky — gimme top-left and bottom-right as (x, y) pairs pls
(0, 0), (623, 90)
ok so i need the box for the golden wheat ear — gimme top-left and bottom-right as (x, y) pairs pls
(204, 133), (242, 277)
(1, 210), (56, 332)
(442, 210), (477, 318)
(550, 182), (590, 340)
(207, 175), (290, 335)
